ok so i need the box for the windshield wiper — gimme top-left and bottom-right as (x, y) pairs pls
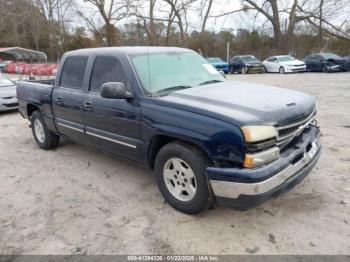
(198, 79), (223, 86)
(154, 85), (192, 96)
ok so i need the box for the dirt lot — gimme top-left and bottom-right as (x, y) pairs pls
(0, 73), (349, 255)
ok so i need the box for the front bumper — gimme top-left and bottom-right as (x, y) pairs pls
(207, 126), (321, 209)
(247, 66), (264, 73)
(285, 66), (306, 73)
(0, 99), (19, 112)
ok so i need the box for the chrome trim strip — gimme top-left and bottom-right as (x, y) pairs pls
(86, 131), (137, 149)
(210, 139), (320, 199)
(57, 122), (84, 133)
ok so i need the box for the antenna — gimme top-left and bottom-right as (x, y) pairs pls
(147, 45), (152, 96)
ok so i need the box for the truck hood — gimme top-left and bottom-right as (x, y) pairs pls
(157, 81), (315, 126)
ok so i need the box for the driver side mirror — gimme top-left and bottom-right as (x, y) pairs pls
(100, 82), (133, 100)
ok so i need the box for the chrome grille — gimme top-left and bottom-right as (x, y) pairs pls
(277, 109), (316, 149)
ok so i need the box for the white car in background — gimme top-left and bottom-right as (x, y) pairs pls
(263, 55), (306, 74)
(0, 75), (18, 112)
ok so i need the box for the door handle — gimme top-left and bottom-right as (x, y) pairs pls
(56, 97), (62, 105)
(84, 102), (93, 111)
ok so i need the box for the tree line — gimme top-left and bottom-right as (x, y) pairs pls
(0, 0), (349, 61)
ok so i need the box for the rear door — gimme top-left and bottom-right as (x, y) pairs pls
(82, 55), (142, 162)
(52, 56), (88, 141)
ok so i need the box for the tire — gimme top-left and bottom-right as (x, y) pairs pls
(31, 111), (59, 150)
(154, 141), (212, 214)
(279, 66), (285, 74)
(322, 65), (328, 73)
(241, 67), (248, 74)
(262, 66), (267, 73)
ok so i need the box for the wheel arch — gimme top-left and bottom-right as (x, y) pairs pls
(27, 103), (40, 118)
(147, 134), (210, 169)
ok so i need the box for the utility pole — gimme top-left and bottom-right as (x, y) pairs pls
(226, 42), (230, 63)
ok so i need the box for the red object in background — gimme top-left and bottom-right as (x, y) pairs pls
(4, 62), (58, 75)
(4, 62), (16, 73)
(16, 62), (26, 74)
(24, 64), (33, 75)
(47, 64), (59, 75)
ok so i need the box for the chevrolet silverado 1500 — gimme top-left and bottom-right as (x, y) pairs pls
(17, 47), (321, 214)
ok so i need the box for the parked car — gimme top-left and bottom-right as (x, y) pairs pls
(263, 55), (306, 74)
(207, 57), (229, 74)
(303, 53), (347, 72)
(0, 75), (18, 112)
(229, 55), (264, 74)
(17, 47), (321, 214)
(0, 60), (13, 73)
(343, 56), (350, 71)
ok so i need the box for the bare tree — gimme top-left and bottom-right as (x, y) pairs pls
(161, 0), (198, 46)
(201, 0), (213, 33)
(31, 0), (74, 59)
(79, 0), (131, 46)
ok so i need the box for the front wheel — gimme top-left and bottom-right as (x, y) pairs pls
(154, 142), (212, 214)
(322, 65), (328, 73)
(241, 66), (248, 74)
(31, 111), (59, 149)
(279, 66), (285, 74)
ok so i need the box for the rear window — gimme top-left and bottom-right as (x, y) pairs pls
(60, 56), (88, 90)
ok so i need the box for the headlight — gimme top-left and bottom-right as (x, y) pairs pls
(241, 125), (277, 143)
(241, 126), (279, 168)
(243, 147), (280, 168)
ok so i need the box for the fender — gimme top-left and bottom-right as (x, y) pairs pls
(140, 101), (245, 167)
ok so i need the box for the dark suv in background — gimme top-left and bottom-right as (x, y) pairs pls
(303, 53), (347, 72)
(229, 55), (264, 74)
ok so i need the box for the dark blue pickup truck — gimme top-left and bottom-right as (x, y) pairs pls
(17, 47), (321, 214)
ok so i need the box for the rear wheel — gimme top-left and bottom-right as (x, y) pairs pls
(154, 141), (212, 214)
(31, 111), (59, 149)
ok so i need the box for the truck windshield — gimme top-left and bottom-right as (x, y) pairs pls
(131, 52), (224, 96)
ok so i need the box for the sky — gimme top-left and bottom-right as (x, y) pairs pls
(76, 0), (350, 35)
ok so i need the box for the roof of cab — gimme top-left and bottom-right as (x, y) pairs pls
(64, 46), (194, 56)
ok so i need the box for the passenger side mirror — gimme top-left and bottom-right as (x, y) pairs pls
(100, 82), (133, 100)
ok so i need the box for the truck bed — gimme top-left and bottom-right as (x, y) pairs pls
(17, 80), (56, 131)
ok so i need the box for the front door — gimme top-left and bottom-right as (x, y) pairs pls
(82, 56), (142, 162)
(52, 56), (88, 141)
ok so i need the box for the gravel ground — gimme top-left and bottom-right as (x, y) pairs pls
(0, 72), (349, 255)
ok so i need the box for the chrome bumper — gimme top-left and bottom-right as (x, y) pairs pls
(210, 138), (320, 199)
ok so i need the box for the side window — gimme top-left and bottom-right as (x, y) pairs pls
(267, 57), (274, 62)
(90, 56), (128, 93)
(60, 56), (88, 90)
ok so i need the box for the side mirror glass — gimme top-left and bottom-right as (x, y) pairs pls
(100, 82), (133, 100)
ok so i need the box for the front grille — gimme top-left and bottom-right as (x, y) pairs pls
(277, 109), (316, 150)
(4, 103), (19, 108)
